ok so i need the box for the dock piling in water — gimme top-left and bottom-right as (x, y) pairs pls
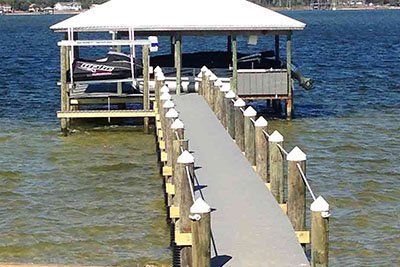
(311, 196), (330, 267)
(255, 116), (268, 181)
(269, 130), (285, 202)
(244, 106), (257, 166)
(190, 198), (211, 267)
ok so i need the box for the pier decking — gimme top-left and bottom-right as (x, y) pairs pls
(174, 94), (308, 266)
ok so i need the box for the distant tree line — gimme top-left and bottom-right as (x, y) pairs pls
(0, 0), (107, 11)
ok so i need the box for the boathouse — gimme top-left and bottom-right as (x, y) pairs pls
(51, 0), (306, 133)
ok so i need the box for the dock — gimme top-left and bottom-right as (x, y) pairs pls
(47, 0), (331, 266)
(174, 93), (308, 265)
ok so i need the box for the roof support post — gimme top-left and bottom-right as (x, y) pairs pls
(231, 35), (238, 93)
(274, 35), (280, 66)
(174, 35), (182, 95)
(286, 32), (293, 120)
(142, 45), (150, 134)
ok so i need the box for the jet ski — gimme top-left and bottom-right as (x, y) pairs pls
(68, 51), (135, 82)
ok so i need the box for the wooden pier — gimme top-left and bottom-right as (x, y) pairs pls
(154, 67), (330, 266)
(48, 1), (330, 265)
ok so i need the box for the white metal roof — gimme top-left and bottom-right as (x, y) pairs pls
(50, 0), (305, 33)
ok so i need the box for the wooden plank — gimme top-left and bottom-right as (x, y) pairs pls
(295, 231), (310, 244)
(159, 140), (166, 150)
(158, 128), (164, 139)
(57, 110), (155, 119)
(156, 114), (161, 121)
(170, 205), (180, 218)
(166, 182), (176, 195)
(161, 151), (168, 162)
(70, 97), (141, 105)
(0, 264), (104, 267)
(162, 166), (172, 176)
(156, 121), (162, 130)
(175, 230), (192, 246)
(280, 203), (287, 214)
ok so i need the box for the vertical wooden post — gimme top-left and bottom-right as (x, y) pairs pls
(234, 98), (246, 151)
(225, 90), (236, 137)
(190, 198), (211, 267)
(275, 35), (280, 66)
(204, 74), (210, 105)
(219, 84), (230, 127)
(199, 66), (208, 96)
(142, 45), (150, 133)
(231, 35), (238, 93)
(244, 106), (257, 166)
(60, 45), (68, 134)
(177, 150), (195, 266)
(311, 196), (330, 267)
(165, 108), (179, 167)
(269, 131), (284, 202)
(286, 32), (293, 120)
(209, 81), (216, 111)
(155, 71), (165, 109)
(175, 35), (182, 95)
(254, 116), (268, 181)
(160, 92), (171, 129)
(287, 146), (307, 232)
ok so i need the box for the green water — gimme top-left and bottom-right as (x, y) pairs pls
(0, 120), (171, 266)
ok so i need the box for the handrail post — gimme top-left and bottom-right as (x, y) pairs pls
(243, 106), (257, 166)
(190, 198), (212, 267)
(234, 98), (246, 151)
(311, 196), (330, 267)
(225, 90), (236, 138)
(287, 146), (307, 232)
(176, 150), (195, 266)
(254, 116), (268, 181)
(268, 131), (285, 202)
(165, 108), (179, 166)
(204, 73), (210, 105)
(219, 84), (230, 127)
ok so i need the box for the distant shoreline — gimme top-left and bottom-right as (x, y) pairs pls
(2, 6), (400, 16)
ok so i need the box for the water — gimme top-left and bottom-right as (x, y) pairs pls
(0, 10), (399, 266)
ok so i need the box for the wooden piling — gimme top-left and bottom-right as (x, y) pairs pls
(176, 150), (195, 266)
(190, 199), (211, 267)
(254, 117), (268, 181)
(165, 108), (179, 166)
(204, 74), (210, 105)
(219, 85), (230, 127)
(268, 131), (284, 202)
(231, 35), (238, 93)
(234, 98), (246, 151)
(286, 32), (293, 120)
(60, 46), (69, 134)
(175, 35), (182, 95)
(225, 90), (236, 138)
(142, 45), (150, 134)
(310, 196), (330, 267)
(244, 106), (257, 166)
(287, 146), (307, 232)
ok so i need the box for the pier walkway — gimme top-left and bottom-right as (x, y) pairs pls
(174, 94), (309, 266)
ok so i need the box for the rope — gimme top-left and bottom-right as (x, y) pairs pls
(296, 163), (316, 201)
(250, 118), (256, 124)
(276, 144), (288, 156)
(185, 165), (196, 202)
(240, 107), (245, 113)
(262, 129), (270, 138)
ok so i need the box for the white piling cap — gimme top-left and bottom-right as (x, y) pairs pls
(177, 150), (195, 164)
(190, 198), (211, 214)
(165, 108), (179, 118)
(162, 100), (175, 109)
(214, 79), (223, 87)
(310, 196), (330, 218)
(171, 118), (184, 129)
(201, 66), (208, 72)
(160, 85), (170, 93)
(220, 83), (230, 92)
(243, 106), (257, 117)
(287, 146), (307, 161)
(255, 116), (268, 127)
(269, 130), (284, 142)
(225, 90), (236, 99)
(234, 98), (246, 107)
(156, 72), (165, 81)
(209, 72), (218, 81)
(154, 66), (162, 73)
(160, 92), (171, 101)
